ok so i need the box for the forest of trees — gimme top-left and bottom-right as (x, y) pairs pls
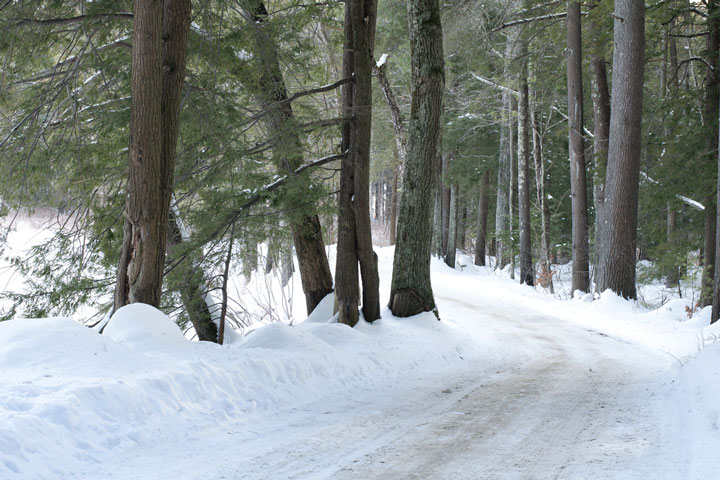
(1, 0), (720, 339)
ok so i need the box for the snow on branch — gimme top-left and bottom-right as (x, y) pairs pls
(640, 172), (705, 211)
(470, 73), (518, 97)
(492, 12), (587, 32)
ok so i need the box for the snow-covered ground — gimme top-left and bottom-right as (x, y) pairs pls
(1, 218), (720, 478)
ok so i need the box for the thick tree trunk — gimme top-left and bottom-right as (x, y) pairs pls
(445, 183), (458, 268)
(597, 0), (644, 299)
(335, 0), (379, 325)
(702, 0), (719, 308)
(246, 1), (333, 316)
(389, 0), (444, 318)
(474, 170), (490, 266)
(335, 0), (360, 326)
(351, 0), (380, 323)
(517, 46), (533, 286)
(115, 0), (191, 310)
(567, 0), (589, 293)
(532, 107), (553, 293)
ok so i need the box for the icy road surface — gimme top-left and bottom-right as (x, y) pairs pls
(102, 295), (691, 480)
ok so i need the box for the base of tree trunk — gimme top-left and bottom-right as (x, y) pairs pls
(336, 299), (359, 327)
(389, 289), (438, 319)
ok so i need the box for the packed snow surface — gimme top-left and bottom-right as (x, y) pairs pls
(1, 245), (719, 479)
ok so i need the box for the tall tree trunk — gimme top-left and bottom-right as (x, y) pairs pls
(458, 205), (468, 251)
(445, 183), (458, 268)
(702, 0), (719, 308)
(389, 0), (444, 318)
(351, 0), (380, 323)
(665, 204), (680, 287)
(589, 2), (611, 289)
(517, 43), (533, 286)
(509, 96), (516, 279)
(532, 107), (553, 293)
(335, 0), (380, 325)
(596, 0), (644, 299)
(567, 0), (590, 293)
(441, 152), (451, 254)
(495, 31), (516, 271)
(389, 165), (399, 245)
(663, 20), (681, 289)
(115, 0), (191, 310)
(335, 0), (360, 326)
(474, 169), (490, 266)
(245, 1), (334, 316)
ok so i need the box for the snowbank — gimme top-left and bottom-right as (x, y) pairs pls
(0, 299), (474, 479)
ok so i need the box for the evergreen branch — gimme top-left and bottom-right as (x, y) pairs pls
(242, 76), (353, 126)
(12, 13), (133, 27)
(165, 153), (346, 275)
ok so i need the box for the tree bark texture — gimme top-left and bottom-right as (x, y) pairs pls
(335, 0), (380, 325)
(474, 169), (490, 266)
(597, 0), (644, 299)
(246, 1), (334, 316)
(567, 0), (589, 293)
(517, 45), (533, 286)
(115, 0), (191, 310)
(389, 0), (444, 318)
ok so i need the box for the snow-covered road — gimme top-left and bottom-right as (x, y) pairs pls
(97, 294), (693, 480)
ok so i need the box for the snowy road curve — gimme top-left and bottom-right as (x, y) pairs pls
(107, 293), (692, 480)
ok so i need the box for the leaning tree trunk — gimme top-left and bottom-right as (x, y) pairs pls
(702, 0), (719, 308)
(167, 201), (218, 342)
(389, 0), (444, 318)
(115, 0), (191, 310)
(517, 43), (533, 286)
(567, 0), (590, 294)
(596, 0), (644, 299)
(246, 1), (333, 316)
(474, 169), (490, 266)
